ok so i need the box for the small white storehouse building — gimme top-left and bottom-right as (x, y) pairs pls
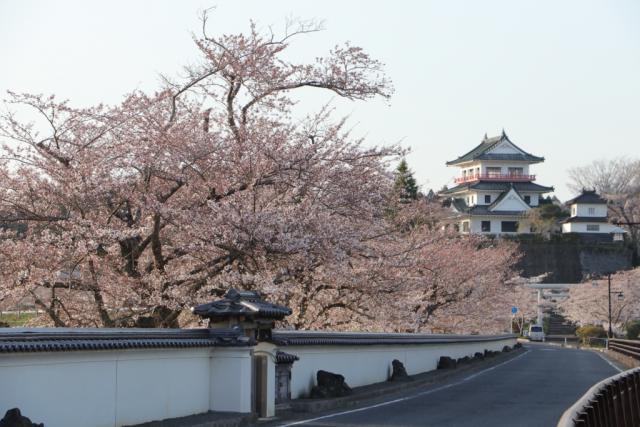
(440, 130), (553, 235)
(561, 190), (626, 241)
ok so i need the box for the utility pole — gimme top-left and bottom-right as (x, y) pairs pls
(608, 273), (612, 339)
(605, 272), (624, 339)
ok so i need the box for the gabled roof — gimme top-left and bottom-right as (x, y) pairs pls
(449, 197), (528, 217)
(446, 130), (544, 166)
(192, 289), (292, 321)
(488, 185), (531, 212)
(566, 190), (608, 205)
(451, 198), (468, 212)
(439, 181), (553, 195)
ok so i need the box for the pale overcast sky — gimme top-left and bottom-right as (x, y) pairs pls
(1, 0), (639, 200)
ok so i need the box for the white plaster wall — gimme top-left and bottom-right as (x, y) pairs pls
(521, 193), (539, 206)
(461, 163), (481, 177)
(116, 350), (211, 426)
(0, 347), (252, 427)
(470, 218), (531, 234)
(463, 193), (477, 206)
(477, 192), (502, 205)
(209, 348), (253, 414)
(489, 141), (520, 155)
(492, 192), (530, 212)
(477, 162), (530, 176)
(0, 352), (117, 427)
(284, 338), (515, 399)
(562, 222), (619, 234)
(574, 204), (607, 217)
(470, 192), (538, 207)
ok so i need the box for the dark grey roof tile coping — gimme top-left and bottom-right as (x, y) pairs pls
(562, 216), (609, 223)
(566, 190), (608, 205)
(0, 327), (251, 353)
(455, 204), (529, 217)
(440, 181), (553, 195)
(271, 330), (516, 346)
(275, 350), (300, 364)
(193, 288), (292, 321)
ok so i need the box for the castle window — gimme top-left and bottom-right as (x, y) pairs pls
(501, 221), (518, 232)
(524, 195), (531, 205)
(508, 167), (524, 176)
(462, 221), (470, 232)
(586, 224), (600, 232)
(481, 221), (491, 232)
(484, 195), (491, 204)
(588, 207), (595, 215)
(487, 167), (501, 177)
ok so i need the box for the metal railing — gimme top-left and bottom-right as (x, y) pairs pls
(609, 339), (640, 360)
(454, 173), (536, 184)
(557, 367), (640, 426)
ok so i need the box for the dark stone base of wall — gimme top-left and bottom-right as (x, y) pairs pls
(125, 411), (255, 427)
(517, 239), (633, 283)
(282, 347), (524, 414)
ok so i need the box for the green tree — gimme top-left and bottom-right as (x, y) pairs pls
(394, 159), (419, 202)
(527, 203), (568, 237)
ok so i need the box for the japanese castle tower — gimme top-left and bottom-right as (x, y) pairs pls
(440, 130), (553, 234)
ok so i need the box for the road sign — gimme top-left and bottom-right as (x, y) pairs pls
(511, 306), (518, 314)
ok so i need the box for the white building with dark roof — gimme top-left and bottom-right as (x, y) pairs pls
(561, 190), (626, 241)
(440, 130), (553, 234)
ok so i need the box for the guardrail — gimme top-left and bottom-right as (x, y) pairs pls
(557, 367), (640, 426)
(609, 338), (640, 360)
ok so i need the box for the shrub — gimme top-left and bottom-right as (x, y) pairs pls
(626, 320), (640, 340)
(576, 325), (607, 345)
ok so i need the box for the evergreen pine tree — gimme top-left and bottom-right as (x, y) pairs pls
(394, 159), (419, 202)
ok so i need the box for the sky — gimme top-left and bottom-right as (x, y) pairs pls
(1, 0), (639, 200)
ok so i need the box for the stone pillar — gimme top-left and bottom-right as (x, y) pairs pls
(537, 289), (543, 325)
(254, 342), (278, 417)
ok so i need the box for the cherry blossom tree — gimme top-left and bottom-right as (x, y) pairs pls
(568, 158), (640, 264)
(559, 268), (640, 334)
(0, 15), (519, 331)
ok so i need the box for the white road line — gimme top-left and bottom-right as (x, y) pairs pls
(277, 350), (531, 427)
(596, 352), (623, 373)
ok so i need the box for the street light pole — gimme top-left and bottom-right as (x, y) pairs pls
(608, 273), (613, 339)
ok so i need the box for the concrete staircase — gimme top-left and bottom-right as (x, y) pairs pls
(546, 313), (577, 343)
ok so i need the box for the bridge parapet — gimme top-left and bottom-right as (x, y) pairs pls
(558, 366), (640, 426)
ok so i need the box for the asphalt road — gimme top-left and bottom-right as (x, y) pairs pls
(272, 344), (623, 427)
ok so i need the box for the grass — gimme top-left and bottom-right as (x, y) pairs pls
(0, 312), (37, 327)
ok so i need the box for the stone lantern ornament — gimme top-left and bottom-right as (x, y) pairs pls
(192, 289), (292, 342)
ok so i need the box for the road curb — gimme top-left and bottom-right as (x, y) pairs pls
(127, 411), (256, 427)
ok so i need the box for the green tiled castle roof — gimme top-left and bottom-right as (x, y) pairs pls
(440, 181), (553, 195)
(446, 131), (544, 166)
